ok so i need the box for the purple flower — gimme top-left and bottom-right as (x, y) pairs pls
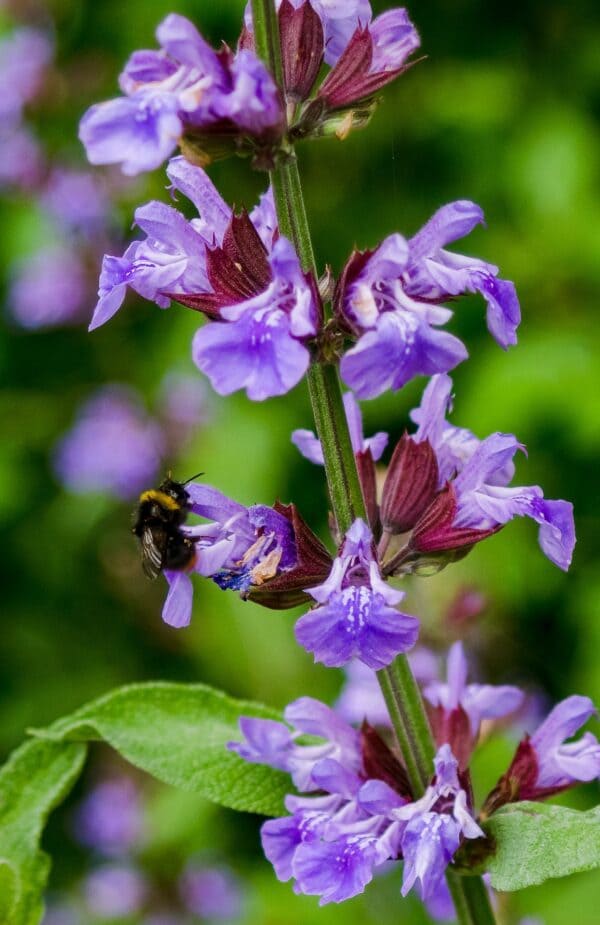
(293, 833), (381, 904)
(338, 235), (467, 399)
(53, 386), (163, 500)
(295, 518), (419, 669)
(336, 649), (439, 727)
(41, 168), (111, 237)
(89, 156), (228, 330)
(84, 864), (147, 918)
(292, 391), (388, 465)
(405, 200), (520, 349)
(89, 155), (317, 401)
(318, 7), (420, 109)
(180, 864), (243, 920)
(9, 245), (89, 329)
(529, 696), (600, 791)
(232, 696), (483, 906)
(160, 484), (298, 628)
(246, 0), (373, 68)
(424, 641), (523, 743)
(0, 125), (43, 190)
(394, 745), (483, 901)
(337, 200), (519, 398)
(405, 374), (576, 571)
(192, 234), (318, 400)
(74, 777), (144, 856)
(229, 695), (361, 792)
(484, 694), (600, 813)
(79, 14), (283, 176)
(0, 28), (53, 124)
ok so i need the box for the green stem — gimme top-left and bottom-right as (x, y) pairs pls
(250, 0), (284, 88)
(377, 654), (435, 796)
(446, 872), (498, 925)
(251, 3), (496, 923)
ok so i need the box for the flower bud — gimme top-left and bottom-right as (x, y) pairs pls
(380, 434), (438, 534)
(279, 0), (324, 101)
(410, 483), (499, 555)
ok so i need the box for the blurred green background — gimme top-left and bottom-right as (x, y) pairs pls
(1, 0), (599, 922)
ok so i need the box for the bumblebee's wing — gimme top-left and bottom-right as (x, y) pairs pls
(139, 524), (165, 580)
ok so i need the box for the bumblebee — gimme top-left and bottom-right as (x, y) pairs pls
(132, 474), (201, 579)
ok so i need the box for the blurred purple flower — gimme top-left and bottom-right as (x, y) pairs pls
(295, 518), (419, 669)
(41, 168), (111, 237)
(79, 14), (283, 176)
(8, 244), (89, 329)
(0, 27), (52, 124)
(157, 371), (211, 451)
(84, 864), (147, 918)
(0, 125), (43, 190)
(54, 385), (163, 500)
(74, 777), (144, 856)
(41, 900), (79, 925)
(180, 864), (243, 920)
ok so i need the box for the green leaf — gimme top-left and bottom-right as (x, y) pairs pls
(485, 801), (600, 891)
(0, 738), (87, 925)
(33, 681), (291, 817)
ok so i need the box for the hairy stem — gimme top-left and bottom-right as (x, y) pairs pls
(378, 653), (435, 795)
(251, 2), (496, 922)
(446, 872), (498, 925)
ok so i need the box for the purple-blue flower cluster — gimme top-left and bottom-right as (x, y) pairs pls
(231, 677), (600, 907)
(0, 26), (51, 191)
(71, 2), (592, 916)
(296, 517), (419, 669)
(91, 156), (318, 400)
(80, 14), (284, 176)
(403, 374), (575, 570)
(230, 695), (483, 905)
(336, 201), (520, 399)
(156, 483), (310, 628)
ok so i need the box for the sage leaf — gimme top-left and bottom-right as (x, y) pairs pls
(485, 801), (600, 891)
(33, 681), (291, 816)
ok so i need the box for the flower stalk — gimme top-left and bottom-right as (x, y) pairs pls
(252, 0), (497, 920)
